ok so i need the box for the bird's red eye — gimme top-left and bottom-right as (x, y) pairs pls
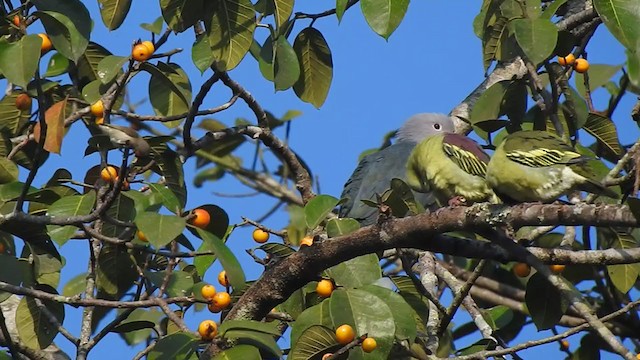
(434, 123), (441, 130)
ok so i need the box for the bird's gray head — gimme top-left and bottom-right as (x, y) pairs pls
(396, 113), (454, 143)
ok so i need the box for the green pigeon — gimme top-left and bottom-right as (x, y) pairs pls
(406, 133), (499, 206)
(485, 130), (617, 202)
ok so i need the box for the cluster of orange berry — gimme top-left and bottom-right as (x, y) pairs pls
(512, 262), (565, 277)
(321, 324), (377, 358)
(557, 53), (589, 73)
(197, 270), (232, 340)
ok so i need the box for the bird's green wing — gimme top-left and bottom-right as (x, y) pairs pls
(442, 133), (488, 177)
(503, 131), (587, 168)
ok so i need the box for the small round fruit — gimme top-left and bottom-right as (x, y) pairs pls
(90, 100), (104, 117)
(316, 279), (334, 298)
(550, 264), (566, 274)
(252, 228), (270, 243)
(335, 324), (355, 345)
(300, 236), (313, 247)
(218, 271), (229, 287)
(188, 208), (211, 228)
(212, 291), (231, 309)
(0, 243), (5, 253)
(100, 166), (118, 183)
(200, 284), (217, 300)
(513, 262), (531, 277)
(208, 303), (224, 313)
(362, 337), (377, 353)
(573, 58), (589, 73)
(38, 33), (52, 54)
(557, 53), (575, 66)
(12, 15), (20, 27)
(198, 320), (218, 340)
(560, 339), (569, 351)
(136, 230), (148, 242)
(132, 43), (153, 62)
(141, 40), (155, 53)
(15, 93), (32, 111)
(322, 354), (333, 360)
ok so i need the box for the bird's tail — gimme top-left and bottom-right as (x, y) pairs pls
(579, 178), (619, 199)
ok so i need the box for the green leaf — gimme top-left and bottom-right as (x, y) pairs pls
(325, 218), (360, 238)
(118, 309), (163, 346)
(160, 0), (203, 33)
(583, 113), (622, 157)
(273, 0), (294, 30)
(33, 2), (91, 62)
(101, 194), (136, 238)
(145, 270), (194, 297)
(0, 35), (41, 87)
(293, 27), (333, 108)
(196, 228), (246, 291)
(525, 273), (567, 330)
(0, 93), (31, 136)
(62, 273), (86, 297)
(599, 228), (640, 293)
(291, 301), (333, 345)
(218, 320), (281, 337)
(97, 55), (128, 84)
(325, 254), (381, 288)
(16, 286), (65, 350)
(96, 246), (138, 298)
(482, 15), (509, 71)
(98, 0), (132, 30)
(0, 157), (18, 184)
(0, 254), (28, 302)
(273, 36), (300, 91)
(259, 243), (295, 259)
(141, 16), (164, 34)
(146, 62), (192, 126)
(194, 233), (216, 277)
(329, 288), (395, 359)
(360, 284), (417, 342)
(389, 276), (430, 327)
(149, 183), (182, 214)
(304, 194), (339, 229)
(360, 0), (409, 39)
(147, 332), (199, 360)
(628, 50), (640, 89)
(192, 35), (213, 74)
(511, 18), (558, 65)
(46, 191), (96, 246)
(594, 0), (640, 51)
(223, 330), (282, 358)
(575, 64), (622, 97)
(213, 345), (261, 360)
(541, 0), (567, 19)
(205, 0), (256, 71)
(289, 325), (338, 360)
(336, 0), (349, 22)
(135, 212), (186, 248)
(45, 53), (70, 77)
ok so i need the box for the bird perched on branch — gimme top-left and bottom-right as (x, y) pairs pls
(97, 123), (150, 158)
(407, 132), (499, 206)
(338, 113), (454, 225)
(485, 130), (617, 202)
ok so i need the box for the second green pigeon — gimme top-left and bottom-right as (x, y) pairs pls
(485, 130), (617, 202)
(406, 133), (499, 206)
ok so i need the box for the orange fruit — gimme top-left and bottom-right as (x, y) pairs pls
(132, 43), (153, 62)
(550, 264), (566, 274)
(12, 15), (20, 27)
(335, 324), (355, 345)
(100, 166), (118, 183)
(0, 243), (5, 253)
(300, 236), (313, 247)
(252, 228), (270, 243)
(316, 279), (334, 298)
(198, 320), (217, 340)
(141, 41), (155, 53)
(38, 33), (52, 54)
(218, 271), (229, 287)
(201, 284), (216, 300)
(94, 116), (104, 125)
(560, 339), (569, 350)
(15, 93), (32, 111)
(573, 58), (589, 73)
(557, 53), (575, 66)
(362, 337), (377, 353)
(136, 230), (147, 242)
(513, 263), (531, 277)
(188, 208), (211, 228)
(321, 354), (333, 360)
(90, 100), (104, 117)
(212, 291), (231, 309)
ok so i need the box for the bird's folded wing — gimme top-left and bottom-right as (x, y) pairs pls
(505, 148), (586, 167)
(442, 142), (488, 177)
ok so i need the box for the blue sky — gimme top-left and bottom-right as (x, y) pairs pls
(10, 0), (637, 358)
